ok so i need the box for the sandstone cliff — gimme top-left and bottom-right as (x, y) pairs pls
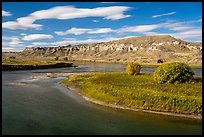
(5, 35), (202, 64)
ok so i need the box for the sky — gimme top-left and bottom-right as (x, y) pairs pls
(2, 2), (202, 52)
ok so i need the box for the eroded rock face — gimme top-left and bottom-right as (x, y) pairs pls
(19, 35), (202, 64)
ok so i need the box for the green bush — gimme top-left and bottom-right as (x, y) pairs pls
(126, 62), (141, 75)
(153, 62), (195, 84)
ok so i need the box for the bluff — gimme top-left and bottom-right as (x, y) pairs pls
(15, 35), (204, 64)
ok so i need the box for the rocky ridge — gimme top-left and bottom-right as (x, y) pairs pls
(3, 35), (202, 64)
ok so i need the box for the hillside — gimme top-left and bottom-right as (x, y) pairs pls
(3, 35), (202, 65)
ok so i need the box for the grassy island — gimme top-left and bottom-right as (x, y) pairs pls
(2, 58), (77, 71)
(61, 72), (202, 116)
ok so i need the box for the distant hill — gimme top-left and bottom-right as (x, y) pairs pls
(2, 35), (202, 65)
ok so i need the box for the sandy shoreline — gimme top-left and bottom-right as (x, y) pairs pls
(27, 72), (97, 79)
(24, 72), (202, 120)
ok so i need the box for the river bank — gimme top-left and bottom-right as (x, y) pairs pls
(19, 71), (202, 120)
(6, 69), (202, 120)
(2, 58), (78, 71)
(60, 72), (202, 120)
(71, 60), (202, 68)
(2, 62), (77, 71)
(67, 86), (202, 120)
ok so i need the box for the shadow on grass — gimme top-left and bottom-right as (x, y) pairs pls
(194, 77), (202, 82)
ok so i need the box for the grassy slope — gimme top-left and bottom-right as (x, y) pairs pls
(61, 72), (202, 115)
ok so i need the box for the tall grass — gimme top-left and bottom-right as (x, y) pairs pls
(62, 72), (202, 115)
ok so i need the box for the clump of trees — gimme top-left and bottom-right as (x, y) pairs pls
(153, 62), (195, 84)
(126, 62), (141, 75)
(9, 56), (16, 59)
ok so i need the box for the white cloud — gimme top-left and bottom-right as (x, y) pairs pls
(152, 12), (176, 18)
(183, 18), (202, 24)
(9, 37), (23, 45)
(104, 14), (131, 20)
(137, 19), (201, 41)
(62, 38), (77, 41)
(141, 31), (165, 36)
(2, 21), (42, 30)
(168, 26), (192, 31)
(140, 28), (201, 42)
(2, 36), (23, 46)
(32, 42), (50, 46)
(55, 28), (91, 35)
(2, 10), (12, 16)
(171, 29), (202, 39)
(52, 35), (160, 46)
(2, 47), (15, 51)
(161, 22), (192, 31)
(20, 33), (27, 36)
(116, 19), (202, 41)
(88, 28), (114, 34)
(2, 36), (11, 40)
(101, 2), (120, 3)
(117, 24), (160, 33)
(29, 37), (127, 47)
(161, 19), (202, 32)
(2, 47), (23, 52)
(54, 19), (201, 42)
(178, 29), (202, 36)
(22, 34), (53, 41)
(2, 6), (131, 30)
(2, 46), (24, 52)
(55, 27), (114, 36)
(51, 37), (121, 46)
(2, 36), (25, 52)
(93, 20), (99, 22)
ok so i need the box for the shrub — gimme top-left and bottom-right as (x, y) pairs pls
(63, 57), (68, 61)
(153, 62), (195, 84)
(126, 62), (141, 75)
(9, 56), (16, 59)
(54, 56), (59, 61)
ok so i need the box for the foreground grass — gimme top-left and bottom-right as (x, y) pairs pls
(61, 72), (202, 115)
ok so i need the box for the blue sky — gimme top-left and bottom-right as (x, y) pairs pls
(2, 2), (202, 52)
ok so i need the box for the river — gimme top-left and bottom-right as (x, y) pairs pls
(2, 62), (202, 135)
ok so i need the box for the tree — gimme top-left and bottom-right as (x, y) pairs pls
(126, 62), (141, 75)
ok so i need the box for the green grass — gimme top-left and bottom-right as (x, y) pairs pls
(2, 58), (73, 65)
(61, 72), (202, 115)
(2, 58), (77, 70)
